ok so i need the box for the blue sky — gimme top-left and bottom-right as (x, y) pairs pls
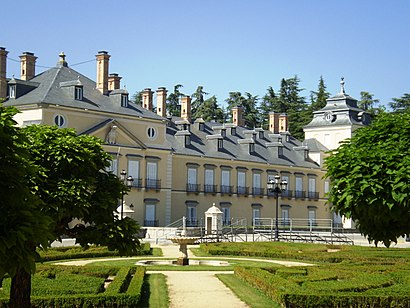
(1, 0), (409, 108)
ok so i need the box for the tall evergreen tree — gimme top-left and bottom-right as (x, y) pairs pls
(242, 92), (260, 128)
(191, 86), (208, 120)
(131, 90), (143, 105)
(310, 76), (330, 112)
(389, 93), (410, 113)
(167, 84), (184, 116)
(358, 91), (380, 116)
(194, 95), (224, 122)
(259, 86), (277, 130)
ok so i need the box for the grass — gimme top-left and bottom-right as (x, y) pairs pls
(138, 273), (169, 308)
(217, 274), (281, 308)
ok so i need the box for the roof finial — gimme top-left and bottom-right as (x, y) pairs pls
(57, 52), (68, 67)
(340, 77), (345, 94)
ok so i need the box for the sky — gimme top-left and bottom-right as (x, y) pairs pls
(1, 0), (409, 108)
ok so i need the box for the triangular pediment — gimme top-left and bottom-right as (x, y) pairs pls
(79, 118), (147, 149)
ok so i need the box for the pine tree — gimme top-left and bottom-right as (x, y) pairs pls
(167, 84), (184, 116)
(310, 76), (330, 112)
(259, 86), (277, 130)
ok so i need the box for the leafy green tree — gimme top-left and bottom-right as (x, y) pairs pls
(131, 90), (143, 105)
(0, 105), (53, 308)
(167, 84), (184, 116)
(0, 117), (140, 307)
(310, 76), (330, 112)
(194, 95), (224, 122)
(225, 91), (259, 128)
(325, 112), (410, 247)
(358, 91), (380, 117)
(191, 86), (208, 119)
(259, 86), (277, 130)
(389, 93), (410, 113)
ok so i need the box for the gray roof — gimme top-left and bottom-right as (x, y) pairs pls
(3, 65), (164, 121)
(167, 121), (321, 169)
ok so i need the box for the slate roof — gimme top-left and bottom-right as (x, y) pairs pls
(3, 64), (164, 121)
(166, 121), (321, 169)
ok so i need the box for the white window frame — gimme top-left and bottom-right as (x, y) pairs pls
(127, 159), (140, 186)
(107, 157), (118, 176)
(221, 169), (231, 193)
(75, 86), (83, 100)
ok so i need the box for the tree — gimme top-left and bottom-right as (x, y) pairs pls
(0, 105), (53, 308)
(358, 91), (380, 116)
(167, 84), (184, 116)
(259, 86), (277, 130)
(193, 95), (224, 123)
(310, 76), (330, 112)
(131, 90), (143, 105)
(225, 91), (259, 128)
(325, 112), (410, 247)
(0, 116), (140, 307)
(389, 93), (410, 113)
(191, 86), (208, 119)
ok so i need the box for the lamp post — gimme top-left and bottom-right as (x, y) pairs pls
(267, 175), (288, 241)
(120, 169), (134, 219)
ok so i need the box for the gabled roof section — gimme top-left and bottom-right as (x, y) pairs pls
(79, 118), (147, 149)
(3, 64), (164, 121)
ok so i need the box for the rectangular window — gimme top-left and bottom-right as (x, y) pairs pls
(252, 208), (261, 225)
(146, 161), (158, 189)
(106, 157), (118, 175)
(237, 170), (246, 194)
(222, 207), (230, 225)
(252, 172), (263, 195)
(187, 167), (198, 192)
(186, 206), (197, 227)
(9, 85), (16, 99)
(281, 208), (290, 226)
(75, 86), (83, 100)
(295, 177), (304, 198)
(204, 168), (215, 192)
(221, 169), (231, 194)
(308, 208), (316, 226)
(308, 177), (317, 199)
(324, 180), (330, 194)
(121, 94), (128, 107)
(145, 204), (157, 226)
(128, 160), (140, 187)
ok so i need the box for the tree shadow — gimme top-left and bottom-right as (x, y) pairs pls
(137, 274), (151, 307)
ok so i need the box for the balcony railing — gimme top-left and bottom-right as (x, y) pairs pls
(144, 220), (159, 227)
(204, 184), (218, 193)
(294, 190), (306, 199)
(186, 183), (201, 193)
(145, 179), (161, 190)
(220, 185), (233, 195)
(236, 186), (249, 196)
(308, 191), (319, 199)
(252, 187), (265, 196)
(281, 190), (293, 198)
(186, 219), (199, 227)
(132, 178), (143, 188)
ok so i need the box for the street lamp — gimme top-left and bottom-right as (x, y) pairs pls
(120, 169), (134, 219)
(267, 175), (288, 241)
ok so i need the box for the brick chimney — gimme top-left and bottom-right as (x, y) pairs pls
(108, 73), (121, 90)
(269, 112), (280, 133)
(20, 52), (37, 81)
(156, 87), (167, 117)
(142, 88), (153, 110)
(232, 106), (244, 127)
(0, 47), (8, 99)
(96, 51), (110, 95)
(279, 113), (288, 132)
(180, 96), (192, 122)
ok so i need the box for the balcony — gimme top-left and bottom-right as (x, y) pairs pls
(204, 184), (218, 194)
(220, 185), (233, 195)
(294, 190), (306, 199)
(308, 191), (319, 200)
(145, 179), (161, 190)
(236, 186), (249, 196)
(144, 220), (159, 227)
(186, 183), (201, 193)
(281, 190), (293, 198)
(252, 187), (265, 196)
(186, 219), (199, 227)
(132, 178), (143, 188)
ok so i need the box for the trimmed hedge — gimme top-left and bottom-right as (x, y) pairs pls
(235, 266), (410, 307)
(38, 243), (152, 262)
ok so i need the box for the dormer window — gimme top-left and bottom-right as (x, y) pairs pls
(249, 143), (255, 154)
(121, 94), (128, 107)
(75, 86), (83, 101)
(278, 147), (284, 157)
(221, 129), (226, 137)
(185, 135), (191, 146)
(218, 138), (223, 150)
(259, 131), (264, 139)
(199, 122), (205, 131)
(231, 127), (236, 135)
(9, 85), (16, 99)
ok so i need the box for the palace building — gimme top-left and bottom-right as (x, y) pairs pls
(0, 48), (369, 228)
